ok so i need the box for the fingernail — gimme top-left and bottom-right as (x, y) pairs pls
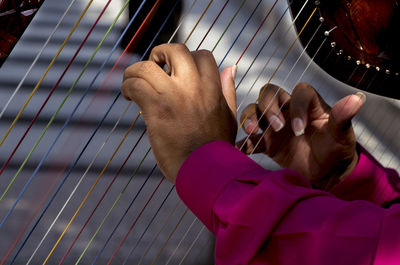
(292, 117), (305, 136)
(244, 119), (256, 132)
(269, 115), (284, 132)
(231, 65), (237, 79)
(355, 92), (366, 103)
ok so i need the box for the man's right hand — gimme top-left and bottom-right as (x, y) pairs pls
(236, 83), (366, 190)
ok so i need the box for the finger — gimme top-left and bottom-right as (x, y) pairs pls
(290, 82), (329, 136)
(329, 92), (366, 134)
(257, 83), (290, 132)
(123, 61), (169, 94)
(191, 49), (220, 81)
(235, 134), (266, 154)
(220, 65), (237, 118)
(149, 43), (198, 80)
(240, 104), (260, 134)
(121, 77), (157, 111)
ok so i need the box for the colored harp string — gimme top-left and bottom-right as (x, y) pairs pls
(0, 1), (399, 265)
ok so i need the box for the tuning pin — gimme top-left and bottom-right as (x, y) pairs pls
(315, 0), (320, 5)
(385, 69), (391, 75)
(356, 60), (361, 65)
(395, 72), (399, 77)
(339, 49), (343, 55)
(365, 63), (371, 69)
(347, 56), (351, 61)
(376, 66), (381, 72)
(331, 42), (336, 48)
(319, 17), (325, 22)
(324, 26), (337, 37)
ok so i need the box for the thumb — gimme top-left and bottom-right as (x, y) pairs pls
(329, 92), (366, 133)
(220, 65), (237, 119)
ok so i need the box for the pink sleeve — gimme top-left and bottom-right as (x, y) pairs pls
(176, 141), (400, 265)
(329, 144), (400, 206)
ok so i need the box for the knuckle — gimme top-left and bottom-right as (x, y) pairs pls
(124, 61), (158, 80)
(121, 78), (137, 96)
(123, 64), (135, 80)
(259, 83), (280, 95)
(138, 61), (158, 75)
(294, 82), (314, 93)
(121, 79), (134, 100)
(196, 49), (213, 58)
(121, 78), (146, 100)
(150, 44), (165, 54)
(172, 43), (189, 53)
(240, 104), (255, 122)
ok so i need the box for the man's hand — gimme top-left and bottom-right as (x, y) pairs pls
(237, 83), (365, 190)
(122, 44), (237, 183)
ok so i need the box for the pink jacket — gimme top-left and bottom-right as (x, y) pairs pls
(176, 141), (400, 265)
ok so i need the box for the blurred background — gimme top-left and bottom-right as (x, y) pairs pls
(0, 0), (399, 264)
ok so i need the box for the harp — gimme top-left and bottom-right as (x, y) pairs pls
(0, 0), (399, 264)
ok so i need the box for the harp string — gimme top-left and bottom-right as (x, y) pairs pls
(149, 209), (190, 265)
(234, 0), (279, 66)
(87, 0), (254, 258)
(172, 8), (325, 261)
(210, 0), (246, 53)
(3, 0), (394, 262)
(218, 0), (266, 68)
(73, 0), (252, 261)
(164, 217), (198, 265)
(76, 0), (316, 262)
(0, 0), (77, 120)
(80, 150), (154, 265)
(184, 0), (214, 44)
(174, 29), (333, 263)
(177, 226), (206, 265)
(235, 0), (294, 94)
(0, 0), (95, 145)
(57, 0), (199, 262)
(135, 2), (319, 263)
(8, 94), (120, 265)
(280, 23), (323, 90)
(39, 115), (141, 265)
(99, 1), (291, 260)
(131, 200), (182, 265)
(244, 2), (395, 260)
(147, 2), (334, 261)
(105, 175), (165, 265)
(52, 0), (217, 261)
(60, 0), (267, 262)
(37, 115), (141, 265)
(236, 0), (310, 111)
(250, 36), (371, 192)
(168, 0), (199, 43)
(0, 0), (132, 224)
(125, 1), (319, 262)
(57, 129), (146, 265)
(250, 35), (330, 155)
(121, 186), (176, 265)
(6, 0), (159, 262)
(196, 0), (231, 50)
(238, 6), (317, 131)
(28, 0), (193, 263)
(352, 83), (399, 176)
(0, 0), (121, 182)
